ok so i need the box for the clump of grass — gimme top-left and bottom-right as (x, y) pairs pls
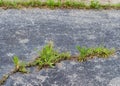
(56, 0), (62, 7)
(76, 46), (115, 61)
(62, 0), (86, 8)
(73, 2), (86, 8)
(47, 0), (55, 8)
(0, 56), (28, 85)
(0, 0), (17, 8)
(12, 43), (116, 69)
(90, 0), (101, 9)
(13, 56), (28, 73)
(0, 0), (119, 9)
(32, 41), (70, 69)
(64, 0), (73, 7)
(24, 0), (42, 7)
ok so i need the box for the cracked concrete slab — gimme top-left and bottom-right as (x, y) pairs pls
(0, 9), (120, 86)
(4, 55), (120, 86)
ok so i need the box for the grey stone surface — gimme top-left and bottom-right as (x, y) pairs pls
(0, 9), (120, 85)
(4, 54), (120, 86)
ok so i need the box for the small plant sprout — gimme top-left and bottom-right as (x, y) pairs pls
(76, 46), (115, 62)
(33, 41), (70, 69)
(13, 56), (28, 73)
(13, 56), (19, 70)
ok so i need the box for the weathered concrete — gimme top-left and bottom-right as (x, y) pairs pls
(0, 9), (120, 86)
(4, 55), (120, 86)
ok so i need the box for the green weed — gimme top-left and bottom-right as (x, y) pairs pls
(76, 46), (115, 61)
(47, 0), (55, 8)
(33, 41), (70, 69)
(13, 56), (28, 73)
(90, 0), (101, 9)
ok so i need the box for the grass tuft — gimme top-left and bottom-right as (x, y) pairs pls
(76, 46), (115, 62)
(90, 0), (101, 9)
(47, 0), (55, 7)
(13, 56), (28, 73)
(32, 41), (70, 69)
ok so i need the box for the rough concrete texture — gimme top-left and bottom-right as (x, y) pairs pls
(4, 55), (120, 86)
(0, 9), (120, 86)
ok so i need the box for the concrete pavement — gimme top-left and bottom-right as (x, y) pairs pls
(0, 9), (120, 86)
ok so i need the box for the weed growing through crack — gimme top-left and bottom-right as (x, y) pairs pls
(0, 56), (28, 85)
(13, 56), (28, 73)
(32, 41), (70, 69)
(76, 46), (115, 62)
(12, 43), (115, 70)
